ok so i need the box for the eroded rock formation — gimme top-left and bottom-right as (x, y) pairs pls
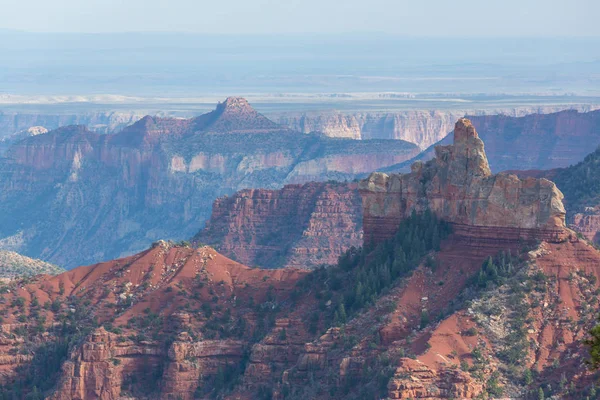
(195, 182), (363, 269)
(359, 118), (567, 245)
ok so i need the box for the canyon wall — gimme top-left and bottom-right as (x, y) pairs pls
(274, 104), (600, 149)
(468, 109), (600, 171)
(195, 182), (363, 269)
(379, 109), (600, 175)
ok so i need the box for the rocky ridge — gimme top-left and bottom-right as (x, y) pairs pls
(0, 242), (309, 398)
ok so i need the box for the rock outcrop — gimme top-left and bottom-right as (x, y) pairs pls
(0, 97), (418, 268)
(359, 118), (567, 245)
(508, 142), (600, 245)
(195, 182), (363, 269)
(387, 358), (484, 399)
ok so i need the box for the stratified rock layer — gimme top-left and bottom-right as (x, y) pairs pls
(195, 182), (363, 269)
(274, 106), (600, 154)
(359, 118), (567, 245)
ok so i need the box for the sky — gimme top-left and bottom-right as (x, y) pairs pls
(0, 0), (598, 36)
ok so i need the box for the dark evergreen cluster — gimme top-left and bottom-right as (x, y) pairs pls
(296, 210), (451, 330)
(473, 251), (517, 289)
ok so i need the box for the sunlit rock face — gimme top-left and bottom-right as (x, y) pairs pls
(359, 118), (567, 245)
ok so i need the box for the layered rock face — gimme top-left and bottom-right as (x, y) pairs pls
(274, 105), (600, 151)
(467, 109), (600, 171)
(275, 110), (464, 148)
(0, 97), (418, 268)
(387, 358), (484, 399)
(195, 182), (363, 269)
(359, 118), (567, 245)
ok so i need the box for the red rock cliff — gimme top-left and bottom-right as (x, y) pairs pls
(359, 118), (567, 245)
(195, 182), (363, 269)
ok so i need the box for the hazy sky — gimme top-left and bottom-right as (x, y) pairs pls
(0, 0), (598, 36)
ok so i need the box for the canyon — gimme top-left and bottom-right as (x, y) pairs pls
(1, 117), (600, 399)
(2, 103), (598, 271)
(0, 97), (418, 269)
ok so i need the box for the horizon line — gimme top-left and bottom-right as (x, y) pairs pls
(1, 29), (599, 39)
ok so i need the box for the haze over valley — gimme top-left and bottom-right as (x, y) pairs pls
(1, 1), (600, 399)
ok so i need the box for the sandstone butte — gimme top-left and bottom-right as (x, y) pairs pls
(359, 118), (567, 246)
(2, 119), (600, 399)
